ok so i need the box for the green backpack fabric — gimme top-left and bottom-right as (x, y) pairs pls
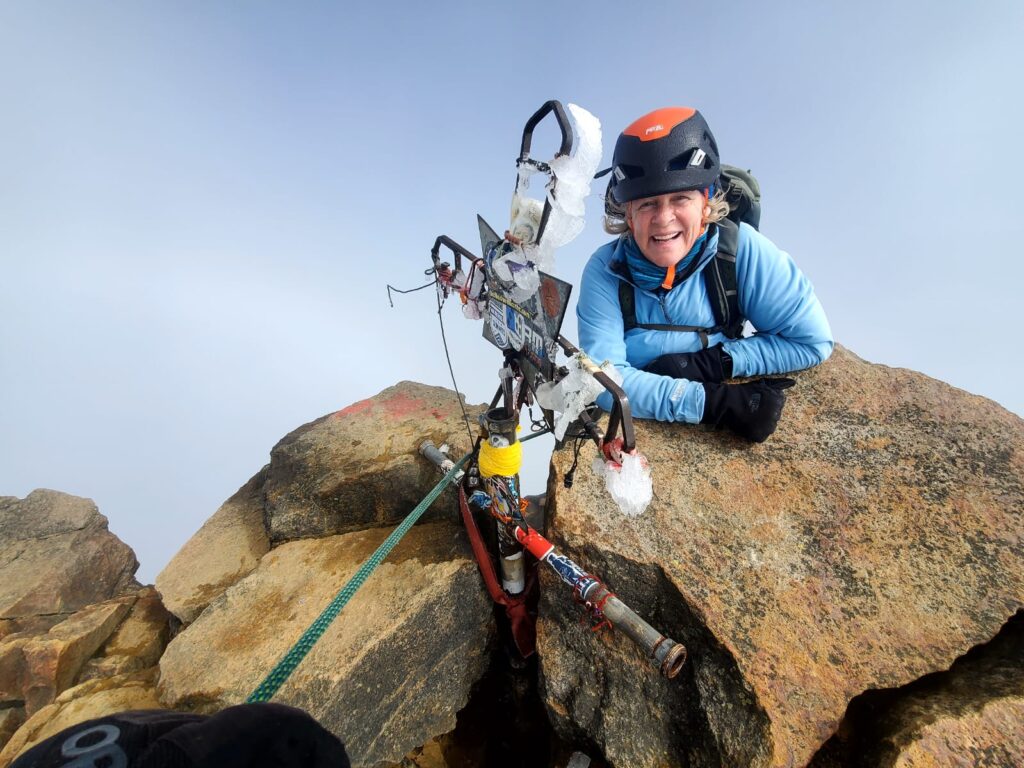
(618, 164), (760, 347)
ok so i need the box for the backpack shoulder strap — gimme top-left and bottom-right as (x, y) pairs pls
(618, 277), (720, 347)
(613, 231), (745, 347)
(616, 268), (638, 332)
(702, 220), (745, 339)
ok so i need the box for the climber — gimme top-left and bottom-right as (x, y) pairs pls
(9, 703), (350, 768)
(577, 107), (833, 442)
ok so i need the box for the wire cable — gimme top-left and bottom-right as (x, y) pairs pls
(386, 280), (434, 308)
(436, 286), (476, 447)
(388, 269), (475, 446)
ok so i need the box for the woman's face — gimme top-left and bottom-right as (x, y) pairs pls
(627, 190), (707, 268)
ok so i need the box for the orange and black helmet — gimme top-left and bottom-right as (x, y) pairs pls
(607, 107), (720, 205)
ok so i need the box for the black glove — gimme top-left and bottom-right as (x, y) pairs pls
(643, 344), (733, 382)
(700, 378), (795, 443)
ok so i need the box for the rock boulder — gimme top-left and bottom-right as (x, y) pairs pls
(0, 491), (139, 620)
(0, 583), (172, 755)
(158, 520), (494, 768)
(264, 382), (483, 543)
(155, 383), (485, 626)
(538, 345), (1024, 767)
(810, 610), (1024, 767)
(0, 709), (24, 756)
(0, 669), (161, 766)
(20, 599), (132, 715)
(156, 469), (270, 624)
(78, 586), (172, 682)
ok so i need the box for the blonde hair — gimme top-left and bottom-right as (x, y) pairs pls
(603, 187), (731, 236)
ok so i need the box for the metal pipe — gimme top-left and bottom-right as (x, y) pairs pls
(419, 436), (686, 679)
(516, 100), (573, 248)
(519, 427), (552, 443)
(478, 407), (526, 595)
(576, 408), (604, 445)
(430, 235), (478, 274)
(514, 525), (687, 679)
(584, 585), (687, 679)
(418, 440), (463, 481)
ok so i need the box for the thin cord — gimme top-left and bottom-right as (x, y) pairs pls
(386, 280), (434, 308)
(436, 287), (476, 447)
(526, 405), (547, 432)
(563, 433), (587, 488)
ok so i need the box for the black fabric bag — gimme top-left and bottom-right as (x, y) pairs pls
(10, 703), (350, 768)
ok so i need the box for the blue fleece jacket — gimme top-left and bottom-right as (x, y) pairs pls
(576, 223), (833, 422)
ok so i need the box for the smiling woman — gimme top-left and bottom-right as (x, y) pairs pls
(624, 190), (709, 269)
(577, 107), (834, 442)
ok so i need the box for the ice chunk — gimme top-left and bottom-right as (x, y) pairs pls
(534, 380), (566, 412)
(515, 241), (546, 274)
(515, 163), (540, 196)
(592, 451), (652, 517)
(464, 266), (485, 299)
(490, 254), (513, 283)
(462, 299), (484, 320)
(536, 212), (584, 257)
(535, 104), (603, 265)
(554, 362), (602, 440)
(510, 257), (540, 297)
(541, 355), (619, 440)
(548, 104), (602, 217)
(489, 242), (541, 304)
(452, 266), (485, 320)
(488, 104), (602, 306)
(492, 104), (603, 302)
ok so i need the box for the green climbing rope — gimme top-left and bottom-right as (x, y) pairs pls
(247, 450), (472, 703)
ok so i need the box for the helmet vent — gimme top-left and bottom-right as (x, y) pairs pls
(667, 150), (715, 172)
(616, 163), (645, 180)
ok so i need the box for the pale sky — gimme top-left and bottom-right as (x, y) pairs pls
(2, 1), (1022, 582)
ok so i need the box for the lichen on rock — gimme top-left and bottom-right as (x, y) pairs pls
(539, 345), (1024, 767)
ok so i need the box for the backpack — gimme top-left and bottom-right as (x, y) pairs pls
(618, 164), (761, 348)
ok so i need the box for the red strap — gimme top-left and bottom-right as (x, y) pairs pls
(459, 487), (506, 602)
(459, 487), (536, 657)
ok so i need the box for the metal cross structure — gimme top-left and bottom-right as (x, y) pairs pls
(417, 101), (685, 678)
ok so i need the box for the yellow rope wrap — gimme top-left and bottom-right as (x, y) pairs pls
(478, 439), (523, 477)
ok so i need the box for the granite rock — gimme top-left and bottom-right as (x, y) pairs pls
(158, 521), (494, 768)
(539, 346), (1024, 767)
(0, 491), (139, 620)
(264, 382), (483, 543)
(156, 469), (270, 624)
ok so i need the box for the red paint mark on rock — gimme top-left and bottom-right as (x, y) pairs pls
(334, 391), (450, 421)
(333, 399), (374, 419)
(382, 392), (429, 419)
